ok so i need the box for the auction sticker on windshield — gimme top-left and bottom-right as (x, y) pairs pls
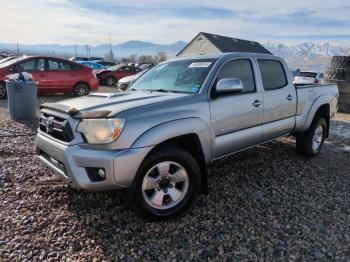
(189, 62), (212, 68)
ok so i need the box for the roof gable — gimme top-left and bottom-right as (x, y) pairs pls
(177, 32), (272, 56)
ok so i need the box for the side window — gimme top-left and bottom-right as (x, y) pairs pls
(258, 60), (287, 90)
(48, 60), (73, 70)
(117, 67), (125, 72)
(217, 59), (255, 93)
(19, 59), (45, 71)
(135, 67), (142, 72)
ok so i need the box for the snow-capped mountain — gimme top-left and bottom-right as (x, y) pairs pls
(264, 42), (350, 71)
(266, 41), (350, 57)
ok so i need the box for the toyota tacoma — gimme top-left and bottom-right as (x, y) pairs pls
(36, 52), (339, 219)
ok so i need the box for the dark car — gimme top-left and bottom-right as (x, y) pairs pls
(0, 56), (99, 99)
(97, 61), (118, 67)
(97, 65), (142, 86)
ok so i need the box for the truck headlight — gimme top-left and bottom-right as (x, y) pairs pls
(77, 118), (125, 144)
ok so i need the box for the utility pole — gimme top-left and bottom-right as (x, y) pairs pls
(74, 44), (77, 57)
(85, 45), (90, 58)
(109, 34), (112, 53)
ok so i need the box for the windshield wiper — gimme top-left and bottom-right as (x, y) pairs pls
(143, 88), (174, 93)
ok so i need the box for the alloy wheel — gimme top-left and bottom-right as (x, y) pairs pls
(75, 84), (89, 96)
(141, 161), (189, 210)
(312, 124), (324, 153)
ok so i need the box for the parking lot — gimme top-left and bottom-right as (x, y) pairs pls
(0, 88), (350, 260)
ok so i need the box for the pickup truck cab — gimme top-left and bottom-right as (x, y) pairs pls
(36, 52), (338, 219)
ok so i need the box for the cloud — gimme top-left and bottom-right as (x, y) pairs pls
(0, 0), (349, 45)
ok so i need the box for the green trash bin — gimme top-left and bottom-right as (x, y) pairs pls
(6, 81), (38, 120)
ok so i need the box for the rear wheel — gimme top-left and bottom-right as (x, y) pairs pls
(73, 82), (90, 96)
(126, 147), (201, 220)
(106, 76), (117, 86)
(296, 117), (327, 157)
(0, 83), (6, 99)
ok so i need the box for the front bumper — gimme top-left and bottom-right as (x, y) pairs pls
(36, 132), (152, 191)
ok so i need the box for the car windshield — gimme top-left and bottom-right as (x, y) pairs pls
(0, 56), (25, 68)
(107, 65), (123, 71)
(132, 59), (216, 93)
(297, 72), (317, 78)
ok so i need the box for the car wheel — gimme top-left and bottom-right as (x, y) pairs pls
(106, 76), (117, 86)
(126, 147), (201, 220)
(0, 83), (6, 99)
(296, 117), (327, 157)
(73, 82), (90, 96)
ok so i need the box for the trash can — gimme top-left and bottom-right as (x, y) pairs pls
(6, 81), (38, 120)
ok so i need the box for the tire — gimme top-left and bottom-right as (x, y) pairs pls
(0, 82), (6, 99)
(325, 68), (350, 82)
(126, 147), (202, 220)
(331, 56), (350, 69)
(105, 76), (117, 86)
(296, 118), (327, 157)
(73, 82), (90, 96)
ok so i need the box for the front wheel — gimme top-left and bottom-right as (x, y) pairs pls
(296, 117), (327, 157)
(0, 83), (6, 99)
(105, 76), (117, 86)
(73, 82), (90, 96)
(126, 147), (201, 220)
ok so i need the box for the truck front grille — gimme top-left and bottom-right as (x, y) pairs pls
(39, 113), (74, 142)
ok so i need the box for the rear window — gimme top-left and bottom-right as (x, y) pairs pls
(258, 60), (287, 90)
(298, 72), (317, 78)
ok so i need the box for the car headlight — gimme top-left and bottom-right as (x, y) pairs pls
(77, 118), (125, 144)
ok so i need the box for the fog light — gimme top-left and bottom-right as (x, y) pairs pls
(86, 167), (106, 182)
(98, 168), (106, 179)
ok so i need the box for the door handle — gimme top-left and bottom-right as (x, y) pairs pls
(252, 100), (262, 107)
(286, 94), (293, 101)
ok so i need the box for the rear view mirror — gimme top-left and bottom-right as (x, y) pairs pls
(216, 78), (243, 95)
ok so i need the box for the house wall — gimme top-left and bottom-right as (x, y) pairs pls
(177, 34), (221, 57)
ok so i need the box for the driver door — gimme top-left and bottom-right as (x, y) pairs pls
(210, 58), (264, 159)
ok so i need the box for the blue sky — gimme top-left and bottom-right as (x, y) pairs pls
(1, 0), (350, 45)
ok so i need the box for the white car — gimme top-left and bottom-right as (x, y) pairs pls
(293, 71), (324, 85)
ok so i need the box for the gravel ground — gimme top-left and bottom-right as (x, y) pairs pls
(0, 90), (349, 261)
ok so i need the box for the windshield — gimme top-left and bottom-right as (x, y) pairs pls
(132, 59), (216, 93)
(297, 72), (317, 78)
(107, 65), (122, 71)
(0, 56), (25, 68)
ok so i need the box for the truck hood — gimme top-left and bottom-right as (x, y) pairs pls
(41, 91), (190, 118)
(119, 74), (138, 83)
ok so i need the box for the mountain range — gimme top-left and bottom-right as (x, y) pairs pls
(1, 40), (349, 71)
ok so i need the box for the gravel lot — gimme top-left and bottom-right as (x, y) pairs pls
(0, 89), (349, 261)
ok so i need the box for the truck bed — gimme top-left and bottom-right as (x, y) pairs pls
(294, 83), (338, 133)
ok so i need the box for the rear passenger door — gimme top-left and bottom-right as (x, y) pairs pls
(47, 59), (77, 92)
(257, 59), (297, 140)
(210, 58), (264, 158)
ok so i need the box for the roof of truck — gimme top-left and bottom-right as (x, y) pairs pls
(173, 52), (279, 61)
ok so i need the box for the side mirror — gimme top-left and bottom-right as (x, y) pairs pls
(215, 78), (243, 95)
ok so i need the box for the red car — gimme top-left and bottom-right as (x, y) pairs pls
(0, 56), (99, 99)
(97, 65), (142, 86)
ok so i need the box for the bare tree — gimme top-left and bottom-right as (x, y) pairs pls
(138, 55), (154, 64)
(153, 52), (168, 63)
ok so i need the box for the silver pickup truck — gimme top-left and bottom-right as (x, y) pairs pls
(36, 53), (338, 219)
